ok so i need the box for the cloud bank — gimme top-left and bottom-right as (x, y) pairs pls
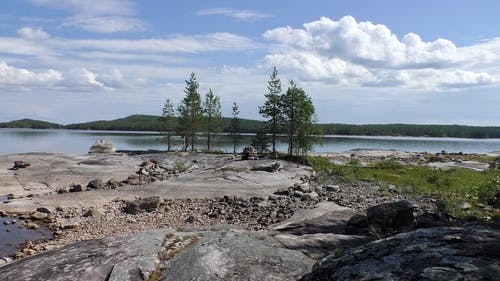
(264, 16), (499, 90)
(197, 8), (273, 21)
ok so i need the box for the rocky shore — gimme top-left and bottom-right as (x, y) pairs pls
(0, 149), (499, 280)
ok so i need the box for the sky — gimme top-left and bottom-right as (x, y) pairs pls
(1, 0), (500, 125)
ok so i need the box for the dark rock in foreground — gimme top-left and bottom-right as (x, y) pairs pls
(302, 227), (500, 281)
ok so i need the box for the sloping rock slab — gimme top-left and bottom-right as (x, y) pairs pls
(301, 227), (500, 281)
(0, 229), (171, 281)
(272, 202), (356, 235)
(162, 229), (315, 281)
(274, 233), (374, 260)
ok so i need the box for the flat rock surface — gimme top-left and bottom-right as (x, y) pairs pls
(0, 153), (139, 198)
(302, 226), (500, 281)
(0, 153), (311, 215)
(0, 228), (315, 281)
(0, 228), (171, 281)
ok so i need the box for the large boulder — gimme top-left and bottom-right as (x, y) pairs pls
(272, 202), (356, 235)
(301, 226), (500, 281)
(366, 200), (415, 232)
(88, 139), (116, 154)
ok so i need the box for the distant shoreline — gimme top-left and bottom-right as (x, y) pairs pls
(2, 114), (500, 139)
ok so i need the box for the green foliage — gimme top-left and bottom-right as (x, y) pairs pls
(251, 128), (269, 152)
(161, 99), (176, 151)
(203, 89), (222, 151)
(175, 161), (188, 172)
(478, 176), (500, 206)
(0, 119), (63, 129)
(373, 158), (403, 169)
(346, 158), (362, 166)
(328, 160), (500, 220)
(259, 67), (283, 157)
(177, 72), (203, 151)
(230, 101), (240, 154)
(305, 156), (335, 173)
(281, 81), (322, 158)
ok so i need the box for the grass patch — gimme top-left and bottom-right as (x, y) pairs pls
(302, 156), (500, 220)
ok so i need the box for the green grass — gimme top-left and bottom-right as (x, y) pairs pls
(305, 156), (500, 220)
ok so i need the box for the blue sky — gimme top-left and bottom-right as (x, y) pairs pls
(1, 0), (500, 125)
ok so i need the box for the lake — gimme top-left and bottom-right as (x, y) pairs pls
(2, 128), (500, 155)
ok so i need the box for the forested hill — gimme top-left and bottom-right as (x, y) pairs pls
(64, 114), (265, 133)
(319, 123), (500, 138)
(3, 115), (500, 138)
(0, 119), (63, 129)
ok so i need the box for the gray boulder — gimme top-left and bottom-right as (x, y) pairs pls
(272, 202), (356, 235)
(301, 226), (500, 281)
(88, 139), (116, 154)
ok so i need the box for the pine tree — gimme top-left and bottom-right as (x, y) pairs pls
(162, 99), (176, 151)
(203, 89), (222, 151)
(259, 67), (282, 158)
(177, 73), (203, 151)
(230, 101), (240, 154)
(281, 81), (321, 159)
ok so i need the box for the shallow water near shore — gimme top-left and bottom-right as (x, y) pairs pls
(2, 128), (500, 155)
(0, 196), (53, 257)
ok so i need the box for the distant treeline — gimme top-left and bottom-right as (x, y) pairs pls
(319, 123), (500, 138)
(2, 115), (500, 139)
(64, 114), (265, 133)
(0, 118), (63, 129)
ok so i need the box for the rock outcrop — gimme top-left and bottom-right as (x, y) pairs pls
(302, 226), (500, 281)
(88, 139), (116, 154)
(0, 228), (315, 281)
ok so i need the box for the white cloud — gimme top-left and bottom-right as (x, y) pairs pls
(28, 0), (146, 33)
(17, 27), (50, 40)
(65, 32), (257, 53)
(263, 16), (499, 89)
(197, 8), (273, 21)
(64, 16), (146, 33)
(0, 60), (114, 91)
(0, 60), (61, 88)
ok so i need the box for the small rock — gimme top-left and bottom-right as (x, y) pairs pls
(324, 185), (340, 192)
(87, 179), (104, 189)
(36, 207), (52, 214)
(26, 222), (40, 230)
(69, 184), (85, 192)
(10, 161), (31, 170)
(461, 202), (472, 210)
(30, 212), (49, 220)
(185, 215), (196, 223)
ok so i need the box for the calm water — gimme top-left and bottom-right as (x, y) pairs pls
(0, 197), (52, 257)
(2, 128), (500, 155)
